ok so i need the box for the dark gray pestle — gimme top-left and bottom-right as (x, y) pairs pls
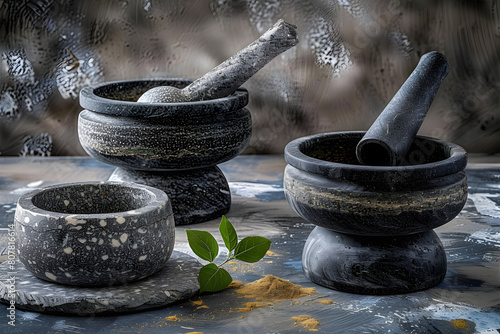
(356, 51), (449, 166)
(137, 19), (298, 103)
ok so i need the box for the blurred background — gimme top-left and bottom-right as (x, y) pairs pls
(0, 0), (499, 156)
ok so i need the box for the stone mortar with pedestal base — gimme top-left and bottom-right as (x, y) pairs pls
(78, 78), (251, 225)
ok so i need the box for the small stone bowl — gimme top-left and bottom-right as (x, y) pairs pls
(78, 79), (252, 171)
(284, 131), (468, 236)
(15, 181), (175, 287)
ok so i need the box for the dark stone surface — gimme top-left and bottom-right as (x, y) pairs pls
(284, 165), (467, 236)
(15, 182), (175, 287)
(0, 251), (200, 315)
(0, 156), (499, 332)
(356, 51), (449, 166)
(109, 166), (231, 225)
(302, 227), (447, 295)
(78, 97), (252, 171)
(284, 131), (468, 236)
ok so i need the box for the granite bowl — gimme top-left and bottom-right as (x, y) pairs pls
(15, 181), (175, 287)
(78, 79), (252, 171)
(284, 131), (468, 236)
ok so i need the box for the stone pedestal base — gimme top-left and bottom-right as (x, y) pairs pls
(0, 251), (201, 315)
(109, 166), (230, 225)
(302, 227), (447, 295)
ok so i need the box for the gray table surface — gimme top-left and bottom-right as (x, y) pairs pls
(0, 155), (499, 334)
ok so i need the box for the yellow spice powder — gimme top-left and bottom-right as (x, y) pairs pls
(238, 302), (273, 312)
(235, 275), (316, 302)
(291, 315), (320, 329)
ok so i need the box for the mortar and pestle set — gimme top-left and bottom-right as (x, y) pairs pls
(78, 19), (298, 226)
(284, 51), (468, 294)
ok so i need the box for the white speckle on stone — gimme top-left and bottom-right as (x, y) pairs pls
(164, 291), (171, 297)
(132, 244), (138, 249)
(116, 216), (126, 224)
(102, 255), (109, 260)
(80, 192), (85, 197)
(63, 247), (73, 254)
(139, 255), (147, 261)
(22, 226), (25, 232)
(58, 225), (62, 229)
(24, 217), (30, 223)
(64, 200), (70, 206)
(138, 227), (147, 234)
(86, 246), (91, 250)
(45, 272), (57, 281)
(111, 239), (121, 247)
(66, 216), (86, 226)
(65, 272), (72, 278)
(91, 237), (97, 242)
(120, 233), (128, 243)
(99, 220), (107, 227)
(78, 238), (86, 243)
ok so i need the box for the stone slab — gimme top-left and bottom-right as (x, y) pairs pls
(0, 251), (201, 316)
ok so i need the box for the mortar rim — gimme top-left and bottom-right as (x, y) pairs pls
(16, 181), (170, 225)
(79, 78), (249, 118)
(284, 131), (467, 181)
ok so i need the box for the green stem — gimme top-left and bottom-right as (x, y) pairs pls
(218, 256), (235, 268)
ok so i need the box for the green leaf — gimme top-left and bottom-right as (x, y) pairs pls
(199, 263), (233, 293)
(234, 236), (271, 263)
(186, 230), (219, 262)
(219, 215), (238, 252)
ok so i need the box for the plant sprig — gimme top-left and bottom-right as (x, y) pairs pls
(186, 216), (271, 293)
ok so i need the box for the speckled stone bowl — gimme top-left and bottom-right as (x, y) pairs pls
(15, 181), (175, 287)
(78, 79), (251, 171)
(284, 131), (468, 236)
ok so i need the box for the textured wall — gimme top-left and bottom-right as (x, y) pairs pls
(0, 0), (499, 156)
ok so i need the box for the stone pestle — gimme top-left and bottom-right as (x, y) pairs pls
(137, 19), (298, 103)
(356, 51), (449, 166)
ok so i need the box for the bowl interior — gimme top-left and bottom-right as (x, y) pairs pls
(31, 183), (153, 215)
(301, 133), (448, 166)
(93, 79), (191, 102)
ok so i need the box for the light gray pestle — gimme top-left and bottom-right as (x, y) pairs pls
(137, 19), (298, 103)
(356, 51), (450, 166)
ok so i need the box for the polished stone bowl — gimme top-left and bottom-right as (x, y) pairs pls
(284, 131), (468, 236)
(15, 181), (175, 287)
(78, 79), (252, 171)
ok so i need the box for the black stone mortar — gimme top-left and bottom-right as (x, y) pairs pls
(284, 131), (468, 294)
(78, 79), (252, 225)
(15, 181), (175, 287)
